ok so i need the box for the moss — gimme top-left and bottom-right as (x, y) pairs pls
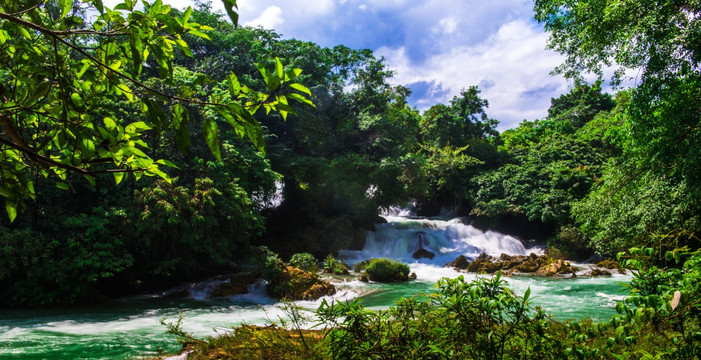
(364, 258), (410, 282)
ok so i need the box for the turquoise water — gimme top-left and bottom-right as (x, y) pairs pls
(0, 217), (630, 359)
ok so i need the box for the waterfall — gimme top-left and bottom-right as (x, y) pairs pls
(340, 216), (543, 264)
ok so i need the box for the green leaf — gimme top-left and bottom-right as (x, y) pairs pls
(92, 0), (104, 14)
(222, 0), (239, 26)
(187, 29), (211, 40)
(129, 30), (144, 77)
(56, 182), (70, 190)
(5, 200), (17, 222)
(202, 116), (221, 161)
(113, 171), (125, 185)
(227, 73), (241, 97)
(104, 117), (117, 131)
(125, 121), (153, 133)
(60, 0), (72, 19)
(284, 68), (302, 81)
(287, 92), (315, 107)
(70, 93), (84, 109)
(155, 159), (179, 169)
(275, 57), (284, 79)
(289, 82), (312, 96)
(85, 175), (96, 187)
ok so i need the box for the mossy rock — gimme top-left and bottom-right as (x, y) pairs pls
(210, 272), (260, 297)
(444, 255), (470, 270)
(267, 266), (336, 300)
(467, 258), (503, 273)
(365, 258), (410, 282)
(596, 259), (626, 274)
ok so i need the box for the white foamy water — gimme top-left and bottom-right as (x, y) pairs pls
(340, 216), (543, 266)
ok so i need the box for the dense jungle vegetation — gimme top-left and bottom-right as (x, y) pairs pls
(1, 0), (700, 358)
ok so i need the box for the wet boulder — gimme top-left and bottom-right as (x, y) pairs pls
(412, 248), (435, 260)
(267, 266), (336, 300)
(467, 253), (503, 274)
(587, 268), (613, 276)
(595, 259), (626, 274)
(444, 255), (470, 270)
(535, 259), (577, 276)
(210, 272), (260, 297)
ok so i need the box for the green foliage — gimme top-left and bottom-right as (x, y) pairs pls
(323, 254), (348, 275)
(363, 258), (410, 282)
(0, 0), (313, 221)
(535, 0), (701, 254)
(317, 274), (558, 360)
(289, 252), (319, 273)
(132, 177), (262, 279)
(0, 208), (133, 305)
(472, 133), (604, 227)
(573, 161), (701, 257)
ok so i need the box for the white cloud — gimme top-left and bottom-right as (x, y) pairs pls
(243, 5), (284, 29)
(377, 20), (568, 130)
(436, 17), (458, 34)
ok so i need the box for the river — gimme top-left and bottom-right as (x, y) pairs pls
(0, 215), (630, 359)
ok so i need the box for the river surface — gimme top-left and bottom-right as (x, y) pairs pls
(0, 215), (630, 359)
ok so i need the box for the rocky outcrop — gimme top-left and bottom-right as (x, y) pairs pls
(444, 255), (470, 270)
(595, 259), (626, 274)
(535, 259), (577, 276)
(412, 248), (435, 259)
(209, 272), (260, 297)
(445, 252), (579, 277)
(587, 268), (612, 276)
(268, 266), (336, 301)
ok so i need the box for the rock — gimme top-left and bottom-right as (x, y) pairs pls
(412, 248), (435, 260)
(268, 266), (336, 301)
(587, 268), (612, 276)
(467, 256), (503, 274)
(209, 272), (260, 297)
(596, 259), (626, 274)
(300, 281), (336, 301)
(535, 259), (577, 277)
(408, 272), (417, 280)
(444, 255), (470, 270)
(444, 252), (579, 276)
(358, 274), (369, 282)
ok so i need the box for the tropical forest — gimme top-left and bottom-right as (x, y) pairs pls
(0, 0), (699, 359)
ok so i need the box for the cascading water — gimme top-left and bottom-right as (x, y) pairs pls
(0, 214), (630, 360)
(340, 216), (543, 265)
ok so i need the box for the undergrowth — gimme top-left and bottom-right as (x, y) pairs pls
(160, 233), (701, 359)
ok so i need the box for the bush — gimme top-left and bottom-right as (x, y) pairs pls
(317, 273), (558, 360)
(289, 253), (319, 273)
(364, 258), (410, 282)
(323, 254), (349, 275)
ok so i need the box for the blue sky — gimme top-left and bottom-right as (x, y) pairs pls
(164, 0), (581, 130)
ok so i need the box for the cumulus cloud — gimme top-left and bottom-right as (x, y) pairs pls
(377, 20), (568, 130)
(243, 5), (284, 29)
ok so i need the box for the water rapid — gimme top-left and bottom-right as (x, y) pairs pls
(0, 215), (630, 360)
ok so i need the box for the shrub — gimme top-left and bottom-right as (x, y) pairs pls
(289, 253), (319, 273)
(323, 254), (349, 275)
(364, 258), (410, 282)
(316, 273), (559, 360)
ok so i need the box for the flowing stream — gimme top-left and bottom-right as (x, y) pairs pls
(0, 215), (630, 359)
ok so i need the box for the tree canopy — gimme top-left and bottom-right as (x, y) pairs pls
(0, 0), (312, 221)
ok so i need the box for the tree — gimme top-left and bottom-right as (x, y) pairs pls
(0, 0), (312, 221)
(535, 0), (701, 252)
